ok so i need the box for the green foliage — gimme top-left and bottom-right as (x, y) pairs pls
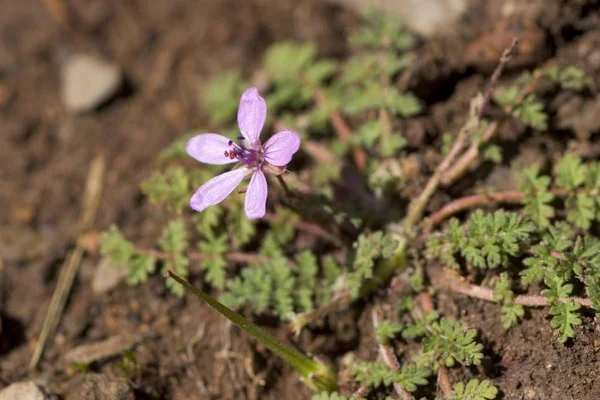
(449, 379), (498, 400)
(221, 248), (339, 320)
(514, 95), (547, 130)
(493, 273), (524, 328)
(158, 219), (190, 296)
(157, 132), (197, 163)
(375, 321), (403, 345)
(100, 227), (157, 286)
(100, 226), (136, 263)
(350, 361), (429, 392)
(423, 318), (484, 367)
(350, 8), (415, 50)
(202, 70), (248, 123)
(494, 73), (547, 130)
(347, 231), (399, 297)
(543, 274), (582, 343)
(264, 42), (338, 113)
(519, 166), (555, 228)
(197, 231), (228, 289)
(430, 210), (535, 269)
(343, 82), (420, 117)
(141, 167), (190, 212)
(542, 66), (594, 91)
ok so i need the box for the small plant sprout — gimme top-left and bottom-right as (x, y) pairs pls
(186, 87), (300, 219)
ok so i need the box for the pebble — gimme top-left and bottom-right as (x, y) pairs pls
(332, 0), (467, 36)
(91, 257), (127, 295)
(0, 381), (48, 400)
(65, 374), (133, 400)
(61, 54), (122, 113)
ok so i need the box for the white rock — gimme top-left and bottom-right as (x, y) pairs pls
(91, 257), (127, 295)
(330, 0), (467, 37)
(61, 54), (122, 113)
(0, 381), (47, 400)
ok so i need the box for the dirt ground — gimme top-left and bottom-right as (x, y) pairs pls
(1, 0), (600, 399)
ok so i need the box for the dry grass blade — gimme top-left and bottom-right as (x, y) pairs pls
(29, 152), (107, 370)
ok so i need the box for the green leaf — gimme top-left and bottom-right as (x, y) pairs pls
(493, 273), (514, 302)
(396, 364), (430, 392)
(514, 95), (547, 130)
(350, 361), (396, 387)
(501, 303), (524, 329)
(197, 232), (229, 290)
(157, 132), (197, 163)
(493, 86), (520, 107)
(126, 254), (156, 286)
(424, 318), (484, 366)
(385, 88), (421, 117)
(519, 166), (555, 228)
(549, 300), (582, 343)
(100, 226), (136, 264)
(265, 42), (316, 82)
(348, 231), (399, 297)
(555, 154), (586, 190)
(305, 60), (338, 85)
(168, 271), (338, 392)
(203, 70), (248, 124)
(375, 321), (403, 345)
(450, 379), (498, 400)
(566, 192), (595, 229)
(158, 219), (189, 296)
(482, 144), (503, 164)
(141, 167), (190, 212)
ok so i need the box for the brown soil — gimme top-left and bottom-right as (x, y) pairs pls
(1, 0), (599, 399)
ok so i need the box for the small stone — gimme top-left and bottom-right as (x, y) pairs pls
(330, 0), (467, 37)
(91, 257), (127, 295)
(66, 374), (133, 400)
(0, 381), (48, 400)
(61, 54), (122, 113)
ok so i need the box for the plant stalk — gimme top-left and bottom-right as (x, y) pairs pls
(167, 271), (338, 392)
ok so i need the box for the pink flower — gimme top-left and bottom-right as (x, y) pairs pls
(186, 87), (301, 219)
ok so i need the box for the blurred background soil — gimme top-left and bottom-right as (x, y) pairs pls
(1, 0), (600, 399)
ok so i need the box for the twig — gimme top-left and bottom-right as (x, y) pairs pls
(40, 0), (73, 27)
(429, 267), (593, 308)
(478, 39), (519, 121)
(437, 365), (452, 398)
(441, 48), (550, 188)
(372, 308), (412, 400)
(276, 174), (291, 196)
(406, 40), (519, 230)
(351, 384), (370, 399)
(425, 190), (525, 230)
(424, 187), (568, 231)
(30, 152), (107, 369)
(137, 247), (269, 265)
(439, 120), (500, 186)
(403, 104), (473, 230)
(264, 213), (343, 247)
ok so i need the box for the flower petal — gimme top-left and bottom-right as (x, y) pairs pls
(263, 130), (301, 166)
(244, 169), (268, 219)
(186, 134), (237, 165)
(237, 87), (266, 147)
(190, 168), (248, 212)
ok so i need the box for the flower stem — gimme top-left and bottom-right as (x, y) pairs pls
(167, 271), (338, 392)
(276, 174), (291, 196)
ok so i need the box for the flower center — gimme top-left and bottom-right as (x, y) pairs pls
(223, 137), (264, 167)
